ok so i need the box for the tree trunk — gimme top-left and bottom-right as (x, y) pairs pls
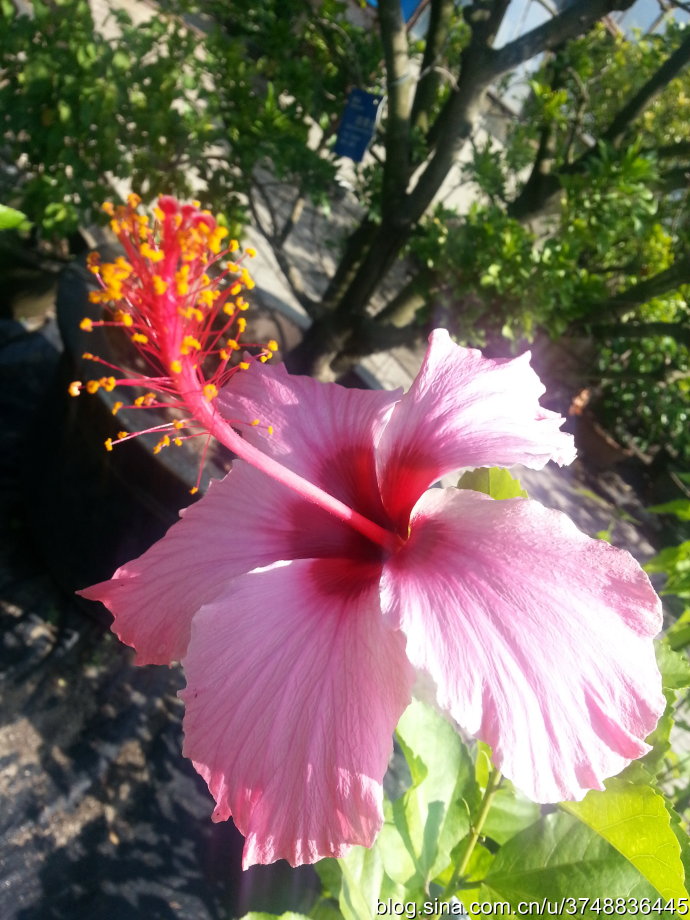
(285, 218), (413, 374)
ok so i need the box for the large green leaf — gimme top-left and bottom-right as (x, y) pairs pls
(562, 779), (687, 902)
(656, 640), (690, 690)
(457, 467), (528, 500)
(668, 608), (690, 651)
(480, 779), (541, 846)
(480, 810), (673, 913)
(338, 845), (386, 920)
(0, 204), (31, 231)
(379, 701), (479, 892)
(646, 543), (690, 600)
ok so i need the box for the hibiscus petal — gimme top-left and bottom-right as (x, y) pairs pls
(180, 557), (414, 867)
(79, 460), (358, 665)
(377, 329), (577, 528)
(218, 360), (401, 520)
(380, 488), (664, 802)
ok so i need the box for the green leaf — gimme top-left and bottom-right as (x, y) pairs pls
(338, 845), (386, 920)
(444, 841), (495, 915)
(645, 542), (690, 599)
(379, 701), (479, 892)
(668, 608), (690, 651)
(480, 808), (680, 912)
(656, 640), (690, 690)
(457, 467), (528, 500)
(648, 499), (690, 521)
(481, 779), (541, 845)
(562, 779), (687, 902)
(0, 204), (31, 231)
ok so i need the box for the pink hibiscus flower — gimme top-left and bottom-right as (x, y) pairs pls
(81, 329), (663, 868)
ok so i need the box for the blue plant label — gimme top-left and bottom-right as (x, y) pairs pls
(334, 89), (383, 163)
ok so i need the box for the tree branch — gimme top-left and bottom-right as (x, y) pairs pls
(247, 184), (317, 314)
(404, 1), (511, 221)
(490, 0), (636, 79)
(591, 320), (690, 347)
(379, 0), (414, 213)
(656, 140), (690, 159)
(600, 31), (690, 148)
(582, 255), (690, 323)
(509, 30), (690, 220)
(410, 0), (455, 133)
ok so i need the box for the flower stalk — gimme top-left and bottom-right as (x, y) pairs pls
(71, 194), (399, 551)
(443, 768), (503, 899)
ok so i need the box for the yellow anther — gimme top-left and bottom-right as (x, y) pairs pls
(86, 252), (100, 271)
(80, 317), (94, 332)
(226, 262), (239, 273)
(209, 226), (229, 254)
(180, 335), (201, 354)
(228, 240), (239, 253)
(114, 257), (132, 275)
(223, 304), (235, 316)
(259, 355), (268, 363)
(267, 339), (278, 351)
(134, 395), (146, 407)
(86, 380), (100, 394)
(197, 290), (219, 308)
(245, 246), (257, 258)
(203, 383), (218, 401)
(105, 438), (114, 451)
(112, 401), (123, 415)
(115, 310), (133, 327)
(264, 351), (274, 360)
(173, 419), (185, 429)
(236, 317), (247, 334)
(241, 269), (255, 291)
(201, 274), (211, 286)
(239, 361), (250, 370)
(219, 349), (229, 361)
(170, 359), (182, 374)
(226, 338), (240, 351)
(153, 434), (171, 455)
(82, 352), (94, 360)
(117, 431), (128, 440)
(101, 201), (115, 216)
(153, 206), (165, 222)
(141, 243), (164, 263)
(192, 199), (201, 208)
(68, 381), (82, 397)
(153, 275), (168, 295)
(238, 300), (249, 311)
(267, 426), (274, 435)
(132, 333), (149, 345)
(250, 418), (260, 427)
(189, 486), (199, 495)
(174, 437), (183, 447)
(127, 193), (142, 209)
(100, 376), (117, 392)
(229, 282), (242, 296)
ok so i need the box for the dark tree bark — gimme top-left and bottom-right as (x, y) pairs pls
(286, 0), (640, 375)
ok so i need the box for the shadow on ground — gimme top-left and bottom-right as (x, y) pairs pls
(0, 317), (316, 919)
